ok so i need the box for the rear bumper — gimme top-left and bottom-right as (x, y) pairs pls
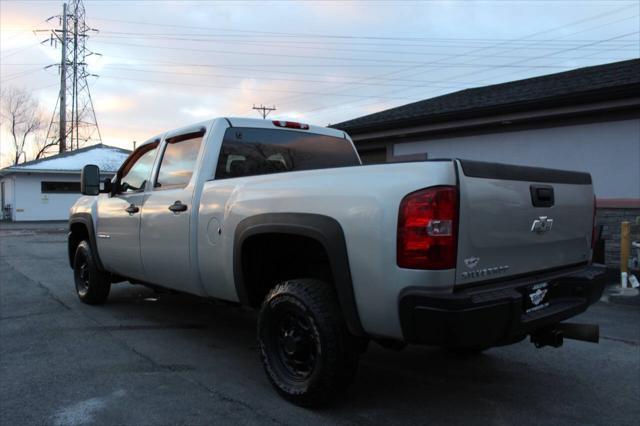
(398, 264), (606, 347)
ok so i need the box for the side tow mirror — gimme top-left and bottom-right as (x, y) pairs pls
(81, 164), (100, 196)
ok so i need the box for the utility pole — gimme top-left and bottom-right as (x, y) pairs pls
(37, 0), (102, 156)
(252, 104), (276, 119)
(58, 2), (67, 153)
(73, 5), (79, 151)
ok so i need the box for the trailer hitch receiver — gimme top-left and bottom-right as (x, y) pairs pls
(531, 322), (599, 348)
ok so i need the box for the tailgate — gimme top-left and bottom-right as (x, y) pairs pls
(455, 159), (594, 286)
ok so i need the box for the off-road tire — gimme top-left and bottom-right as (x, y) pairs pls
(258, 279), (360, 407)
(73, 240), (110, 305)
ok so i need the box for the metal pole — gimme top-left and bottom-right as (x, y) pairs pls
(621, 221), (630, 287)
(73, 5), (79, 150)
(58, 3), (68, 153)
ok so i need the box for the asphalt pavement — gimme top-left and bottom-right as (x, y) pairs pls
(1, 222), (638, 425)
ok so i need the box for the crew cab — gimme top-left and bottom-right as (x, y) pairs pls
(68, 117), (605, 406)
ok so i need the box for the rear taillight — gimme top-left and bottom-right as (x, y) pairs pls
(397, 186), (458, 269)
(272, 120), (309, 130)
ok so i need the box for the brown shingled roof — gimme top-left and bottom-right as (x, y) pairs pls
(332, 59), (640, 134)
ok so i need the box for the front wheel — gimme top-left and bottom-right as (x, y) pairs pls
(73, 240), (111, 305)
(258, 279), (360, 407)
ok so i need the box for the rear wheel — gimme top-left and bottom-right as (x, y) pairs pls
(258, 279), (359, 407)
(73, 240), (110, 305)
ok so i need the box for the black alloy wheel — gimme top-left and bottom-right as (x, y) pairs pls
(258, 279), (360, 407)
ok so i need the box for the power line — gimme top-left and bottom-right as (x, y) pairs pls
(450, 16), (640, 85)
(5, 61), (477, 85)
(277, 9), (640, 114)
(95, 75), (419, 100)
(91, 36), (636, 61)
(92, 40), (611, 70)
(96, 31), (636, 45)
(272, 12), (639, 108)
(1, 67), (44, 82)
(5, 9), (636, 113)
(1, 61), (586, 69)
(93, 31), (638, 49)
(84, 11), (637, 115)
(94, 39), (633, 67)
(0, 42), (40, 59)
(12, 20), (636, 46)
(299, 31), (639, 118)
(102, 66), (471, 90)
(9, 3), (632, 130)
(90, 6), (637, 42)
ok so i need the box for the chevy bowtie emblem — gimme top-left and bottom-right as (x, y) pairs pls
(531, 216), (554, 234)
(464, 257), (480, 269)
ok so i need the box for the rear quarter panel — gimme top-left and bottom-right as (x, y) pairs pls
(197, 161), (457, 339)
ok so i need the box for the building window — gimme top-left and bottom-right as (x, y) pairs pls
(41, 181), (81, 194)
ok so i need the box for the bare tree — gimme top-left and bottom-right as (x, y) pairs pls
(1, 86), (44, 165)
(26, 127), (49, 161)
(33, 131), (58, 160)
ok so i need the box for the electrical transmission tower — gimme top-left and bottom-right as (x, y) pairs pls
(252, 104), (276, 119)
(37, 0), (102, 154)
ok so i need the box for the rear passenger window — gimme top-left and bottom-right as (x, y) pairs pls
(214, 127), (360, 179)
(156, 133), (203, 188)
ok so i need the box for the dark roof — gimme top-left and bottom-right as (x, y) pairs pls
(333, 59), (640, 134)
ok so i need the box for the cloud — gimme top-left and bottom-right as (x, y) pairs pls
(94, 95), (135, 113)
(181, 106), (218, 119)
(1, 0), (637, 166)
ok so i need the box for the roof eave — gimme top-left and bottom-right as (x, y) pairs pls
(336, 83), (640, 135)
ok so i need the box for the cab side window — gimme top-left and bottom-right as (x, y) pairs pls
(155, 134), (203, 189)
(119, 142), (158, 193)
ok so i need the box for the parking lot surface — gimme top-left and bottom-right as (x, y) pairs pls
(1, 222), (639, 425)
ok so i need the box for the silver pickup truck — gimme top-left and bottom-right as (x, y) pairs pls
(69, 117), (605, 406)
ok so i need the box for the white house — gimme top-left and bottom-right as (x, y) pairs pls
(0, 144), (130, 221)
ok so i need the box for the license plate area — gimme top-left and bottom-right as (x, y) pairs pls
(523, 282), (550, 314)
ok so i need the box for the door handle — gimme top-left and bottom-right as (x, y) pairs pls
(125, 204), (139, 214)
(168, 200), (188, 213)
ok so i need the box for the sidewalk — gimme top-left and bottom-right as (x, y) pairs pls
(0, 220), (68, 234)
(606, 283), (640, 307)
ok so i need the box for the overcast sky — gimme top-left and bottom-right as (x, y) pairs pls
(1, 0), (638, 166)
